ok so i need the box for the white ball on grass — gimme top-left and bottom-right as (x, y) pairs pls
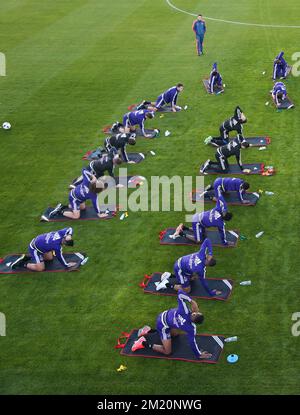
(2, 122), (11, 130)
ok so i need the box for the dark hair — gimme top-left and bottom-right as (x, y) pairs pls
(193, 313), (204, 324)
(242, 182), (250, 190)
(208, 257), (217, 267)
(223, 212), (233, 221)
(277, 92), (283, 99)
(177, 83), (184, 88)
(89, 181), (105, 194)
(146, 112), (154, 119)
(198, 14), (202, 17)
(114, 157), (122, 165)
(242, 141), (250, 149)
(128, 138), (136, 145)
(64, 239), (74, 247)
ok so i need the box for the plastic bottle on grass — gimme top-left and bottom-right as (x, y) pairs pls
(225, 336), (238, 343)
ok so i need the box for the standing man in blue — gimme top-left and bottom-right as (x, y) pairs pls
(131, 290), (212, 360)
(157, 238), (221, 297)
(192, 14), (206, 56)
(11, 228), (77, 271)
(273, 52), (288, 80)
(123, 109), (155, 138)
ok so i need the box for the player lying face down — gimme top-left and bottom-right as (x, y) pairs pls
(122, 109), (155, 138)
(11, 228), (76, 271)
(131, 290), (212, 359)
(173, 200), (234, 246)
(46, 171), (109, 220)
(156, 238), (221, 297)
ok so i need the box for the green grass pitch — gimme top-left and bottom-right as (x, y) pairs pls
(0, 0), (300, 395)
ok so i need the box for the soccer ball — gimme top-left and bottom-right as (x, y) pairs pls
(2, 122), (11, 130)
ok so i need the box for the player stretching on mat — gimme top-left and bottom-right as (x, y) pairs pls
(45, 170), (108, 221)
(271, 82), (287, 108)
(11, 228), (76, 271)
(201, 138), (250, 175)
(173, 200), (234, 246)
(273, 51), (288, 80)
(204, 106), (247, 147)
(123, 109), (155, 138)
(208, 62), (223, 94)
(104, 132), (136, 163)
(157, 238), (221, 296)
(205, 177), (251, 209)
(71, 148), (123, 188)
(136, 84), (184, 113)
(132, 290), (212, 359)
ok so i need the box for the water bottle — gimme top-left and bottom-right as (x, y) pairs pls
(255, 231), (264, 238)
(240, 280), (252, 286)
(225, 336), (238, 343)
(265, 191), (274, 195)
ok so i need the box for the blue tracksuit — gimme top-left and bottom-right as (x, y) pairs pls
(28, 228), (73, 268)
(156, 290), (202, 358)
(192, 19), (206, 55)
(174, 238), (215, 296)
(213, 177), (245, 212)
(209, 63), (223, 94)
(123, 109), (151, 136)
(69, 170), (100, 214)
(155, 86), (179, 109)
(192, 200), (227, 245)
(273, 52), (288, 80)
(272, 82), (287, 106)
